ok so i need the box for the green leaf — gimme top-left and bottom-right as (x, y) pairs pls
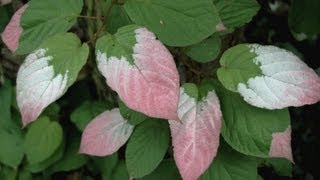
(118, 99), (148, 126)
(95, 24), (138, 64)
(111, 160), (130, 180)
(18, 168), (33, 180)
(126, 120), (170, 178)
(266, 158), (292, 177)
(0, 80), (24, 168)
(217, 44), (261, 92)
(49, 136), (88, 173)
(199, 143), (258, 180)
(107, 4), (132, 34)
(181, 83), (199, 100)
(71, 100), (113, 131)
(17, 0), (83, 54)
(288, 0), (320, 35)
(209, 80), (290, 157)
(0, 79), (12, 127)
(139, 159), (182, 180)
(0, 165), (17, 180)
(124, 0), (221, 46)
(0, 128), (24, 168)
(26, 140), (65, 173)
(25, 116), (63, 164)
(185, 35), (221, 63)
(90, 153), (119, 178)
(39, 33), (89, 88)
(213, 0), (260, 32)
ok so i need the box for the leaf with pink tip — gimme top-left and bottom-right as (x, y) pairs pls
(269, 127), (293, 163)
(16, 33), (89, 126)
(218, 44), (320, 109)
(1, 4), (27, 52)
(169, 84), (222, 180)
(80, 108), (134, 156)
(208, 79), (293, 162)
(96, 25), (180, 120)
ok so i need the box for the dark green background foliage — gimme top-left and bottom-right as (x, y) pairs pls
(1, 0), (320, 179)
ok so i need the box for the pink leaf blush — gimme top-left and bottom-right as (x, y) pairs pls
(169, 88), (222, 180)
(80, 108), (134, 156)
(216, 23), (226, 31)
(16, 49), (68, 126)
(96, 27), (180, 120)
(238, 44), (320, 109)
(269, 127), (294, 163)
(1, 4), (28, 52)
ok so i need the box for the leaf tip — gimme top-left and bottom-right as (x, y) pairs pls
(1, 4), (28, 52)
(269, 127), (294, 163)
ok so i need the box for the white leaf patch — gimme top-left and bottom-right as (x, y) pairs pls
(17, 49), (68, 126)
(169, 88), (222, 180)
(238, 44), (320, 109)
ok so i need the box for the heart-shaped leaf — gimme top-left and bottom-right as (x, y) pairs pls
(217, 44), (320, 109)
(25, 116), (63, 164)
(169, 84), (222, 180)
(96, 25), (180, 120)
(16, 33), (89, 126)
(80, 108), (134, 156)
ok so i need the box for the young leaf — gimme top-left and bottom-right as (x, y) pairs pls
(9, 0), (82, 54)
(1, 4), (27, 52)
(25, 116), (63, 164)
(124, 0), (222, 46)
(169, 85), (222, 180)
(126, 120), (170, 178)
(209, 79), (293, 161)
(96, 25), (180, 120)
(212, 0), (260, 32)
(199, 143), (259, 180)
(16, 33), (89, 126)
(80, 108), (134, 156)
(217, 44), (320, 110)
(185, 35), (221, 63)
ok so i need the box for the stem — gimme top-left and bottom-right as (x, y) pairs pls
(78, 15), (104, 20)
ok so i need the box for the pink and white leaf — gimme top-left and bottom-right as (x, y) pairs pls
(1, 4), (27, 52)
(96, 27), (179, 120)
(269, 127), (294, 163)
(169, 88), (222, 180)
(238, 44), (320, 109)
(80, 108), (134, 156)
(16, 49), (68, 126)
